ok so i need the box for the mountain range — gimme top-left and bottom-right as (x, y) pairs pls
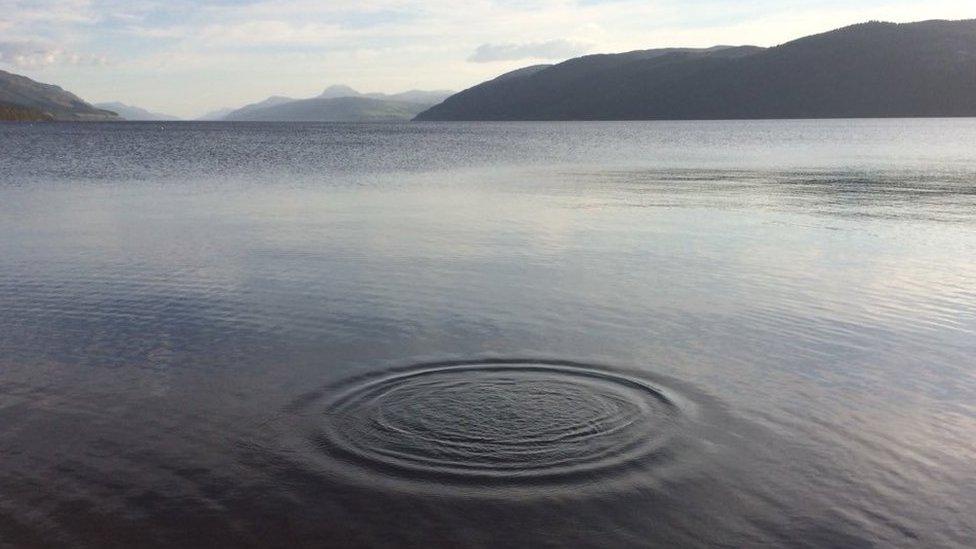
(220, 85), (454, 122)
(5, 19), (976, 123)
(417, 19), (976, 121)
(0, 69), (119, 121)
(93, 102), (179, 121)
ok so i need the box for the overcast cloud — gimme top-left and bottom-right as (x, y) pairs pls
(0, 41), (106, 68)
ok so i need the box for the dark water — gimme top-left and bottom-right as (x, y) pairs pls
(1, 120), (975, 548)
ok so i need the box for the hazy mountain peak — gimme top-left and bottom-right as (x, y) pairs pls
(319, 85), (361, 99)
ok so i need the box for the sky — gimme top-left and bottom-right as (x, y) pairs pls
(2, 0), (975, 118)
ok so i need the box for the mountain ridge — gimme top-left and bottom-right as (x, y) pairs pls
(417, 19), (976, 121)
(219, 85), (454, 122)
(223, 96), (434, 122)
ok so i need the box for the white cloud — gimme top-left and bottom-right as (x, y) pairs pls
(468, 39), (591, 63)
(0, 41), (106, 68)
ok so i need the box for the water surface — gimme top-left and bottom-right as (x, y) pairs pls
(1, 120), (975, 547)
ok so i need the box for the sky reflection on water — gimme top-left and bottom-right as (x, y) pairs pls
(0, 120), (974, 547)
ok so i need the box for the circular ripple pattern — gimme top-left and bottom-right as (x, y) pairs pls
(301, 360), (687, 483)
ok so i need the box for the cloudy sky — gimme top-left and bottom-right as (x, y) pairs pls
(2, 0), (974, 117)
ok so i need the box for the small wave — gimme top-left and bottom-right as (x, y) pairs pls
(276, 359), (713, 493)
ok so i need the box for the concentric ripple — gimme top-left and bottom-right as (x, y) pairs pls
(287, 360), (697, 485)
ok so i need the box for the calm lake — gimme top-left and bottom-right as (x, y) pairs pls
(1, 120), (975, 547)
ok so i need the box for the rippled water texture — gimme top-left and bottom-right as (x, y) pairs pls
(1, 120), (976, 547)
(288, 360), (700, 489)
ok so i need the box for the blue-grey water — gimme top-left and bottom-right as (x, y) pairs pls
(1, 120), (975, 548)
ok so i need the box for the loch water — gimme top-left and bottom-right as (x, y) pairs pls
(1, 120), (975, 547)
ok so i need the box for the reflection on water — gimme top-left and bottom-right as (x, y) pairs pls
(1, 120), (975, 547)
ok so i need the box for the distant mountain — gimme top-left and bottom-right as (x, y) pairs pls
(366, 90), (455, 104)
(94, 102), (180, 121)
(417, 19), (976, 120)
(223, 96), (432, 122)
(318, 85), (361, 99)
(219, 96), (295, 120)
(0, 69), (120, 121)
(221, 85), (454, 122)
(197, 108), (235, 121)
(316, 85), (453, 104)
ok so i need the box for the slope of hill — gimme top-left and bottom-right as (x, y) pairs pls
(0, 70), (120, 121)
(0, 101), (53, 121)
(417, 19), (976, 120)
(223, 96), (432, 122)
(218, 96), (295, 120)
(94, 102), (180, 121)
